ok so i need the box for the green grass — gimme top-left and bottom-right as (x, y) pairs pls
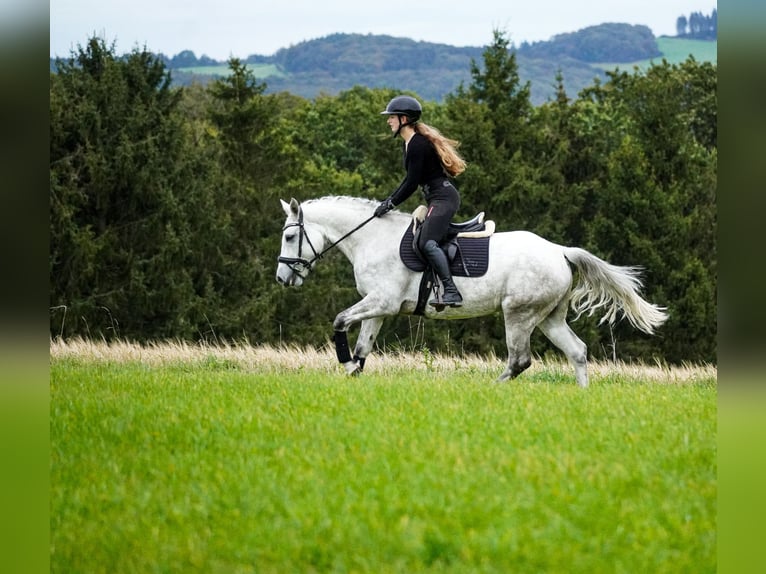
(175, 63), (284, 78)
(50, 354), (716, 573)
(594, 37), (717, 72)
(656, 37), (717, 64)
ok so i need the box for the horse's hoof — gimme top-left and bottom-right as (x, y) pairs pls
(344, 362), (362, 376)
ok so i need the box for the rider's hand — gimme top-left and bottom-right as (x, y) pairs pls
(374, 198), (394, 217)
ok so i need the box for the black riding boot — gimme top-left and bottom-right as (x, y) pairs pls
(422, 240), (463, 307)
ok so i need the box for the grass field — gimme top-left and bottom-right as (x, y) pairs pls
(50, 340), (716, 573)
(655, 37), (717, 65)
(175, 63), (284, 78)
(595, 37), (717, 72)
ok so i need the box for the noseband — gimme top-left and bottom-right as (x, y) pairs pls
(277, 206), (377, 279)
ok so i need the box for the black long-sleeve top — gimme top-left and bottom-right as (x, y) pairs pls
(389, 133), (447, 206)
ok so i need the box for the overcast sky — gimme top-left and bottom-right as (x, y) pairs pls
(50, 0), (716, 60)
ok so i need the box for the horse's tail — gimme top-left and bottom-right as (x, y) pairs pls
(563, 247), (668, 335)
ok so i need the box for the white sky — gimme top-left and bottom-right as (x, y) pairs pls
(50, 0), (716, 60)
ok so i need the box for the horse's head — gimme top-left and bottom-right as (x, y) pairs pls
(276, 198), (325, 287)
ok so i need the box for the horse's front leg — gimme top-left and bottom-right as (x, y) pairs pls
(351, 317), (384, 373)
(332, 295), (391, 375)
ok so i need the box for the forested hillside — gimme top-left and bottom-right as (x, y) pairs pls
(173, 24), (674, 104)
(50, 31), (717, 365)
(185, 23), (714, 104)
(52, 20), (715, 105)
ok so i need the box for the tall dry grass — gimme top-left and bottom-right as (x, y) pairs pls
(50, 337), (716, 384)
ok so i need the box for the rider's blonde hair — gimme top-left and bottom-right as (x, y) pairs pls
(413, 122), (467, 177)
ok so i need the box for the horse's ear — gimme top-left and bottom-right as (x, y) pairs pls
(281, 198), (300, 217)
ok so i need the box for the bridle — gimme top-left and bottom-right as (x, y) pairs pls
(277, 206), (376, 279)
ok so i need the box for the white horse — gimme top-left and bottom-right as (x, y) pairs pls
(275, 196), (667, 387)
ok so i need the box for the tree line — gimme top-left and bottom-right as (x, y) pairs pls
(676, 9), (718, 39)
(50, 31), (717, 365)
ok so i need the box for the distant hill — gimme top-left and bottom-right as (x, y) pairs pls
(519, 23), (662, 62)
(52, 23), (717, 105)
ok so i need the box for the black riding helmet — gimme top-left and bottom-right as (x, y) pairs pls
(380, 95), (422, 121)
(380, 95), (422, 137)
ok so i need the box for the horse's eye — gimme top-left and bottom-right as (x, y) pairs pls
(285, 234), (296, 243)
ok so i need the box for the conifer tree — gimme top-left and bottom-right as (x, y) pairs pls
(50, 37), (217, 339)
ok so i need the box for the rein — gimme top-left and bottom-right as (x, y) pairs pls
(277, 207), (376, 277)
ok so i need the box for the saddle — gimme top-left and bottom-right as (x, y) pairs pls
(399, 205), (495, 276)
(398, 206), (495, 314)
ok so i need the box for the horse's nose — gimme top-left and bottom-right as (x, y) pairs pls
(276, 268), (295, 286)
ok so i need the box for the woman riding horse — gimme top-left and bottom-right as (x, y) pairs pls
(375, 95), (467, 307)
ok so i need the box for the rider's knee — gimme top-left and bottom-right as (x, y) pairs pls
(420, 238), (439, 253)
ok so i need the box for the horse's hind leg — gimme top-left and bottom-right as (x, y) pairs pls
(497, 304), (539, 382)
(538, 301), (589, 387)
(352, 317), (384, 373)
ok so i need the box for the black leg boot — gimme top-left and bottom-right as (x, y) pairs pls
(422, 240), (463, 307)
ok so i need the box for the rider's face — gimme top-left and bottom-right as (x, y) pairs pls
(386, 114), (408, 133)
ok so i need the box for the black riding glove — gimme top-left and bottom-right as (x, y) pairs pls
(374, 198), (394, 217)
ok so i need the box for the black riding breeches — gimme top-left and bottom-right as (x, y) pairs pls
(417, 184), (460, 251)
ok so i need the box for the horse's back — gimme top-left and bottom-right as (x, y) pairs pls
(486, 230), (572, 291)
(489, 229), (565, 259)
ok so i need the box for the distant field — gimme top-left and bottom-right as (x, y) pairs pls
(595, 37), (717, 72)
(656, 37), (717, 64)
(175, 63), (284, 78)
(51, 340), (716, 573)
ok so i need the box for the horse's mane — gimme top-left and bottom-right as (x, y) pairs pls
(303, 195), (379, 209)
(300, 196), (498, 237)
(303, 195), (411, 220)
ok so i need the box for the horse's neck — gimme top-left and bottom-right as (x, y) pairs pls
(304, 200), (361, 237)
(304, 199), (401, 264)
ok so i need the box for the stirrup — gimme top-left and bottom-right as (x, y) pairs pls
(429, 295), (462, 309)
(428, 281), (462, 310)
(442, 293), (463, 307)
(428, 280), (446, 311)
(429, 296), (445, 311)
